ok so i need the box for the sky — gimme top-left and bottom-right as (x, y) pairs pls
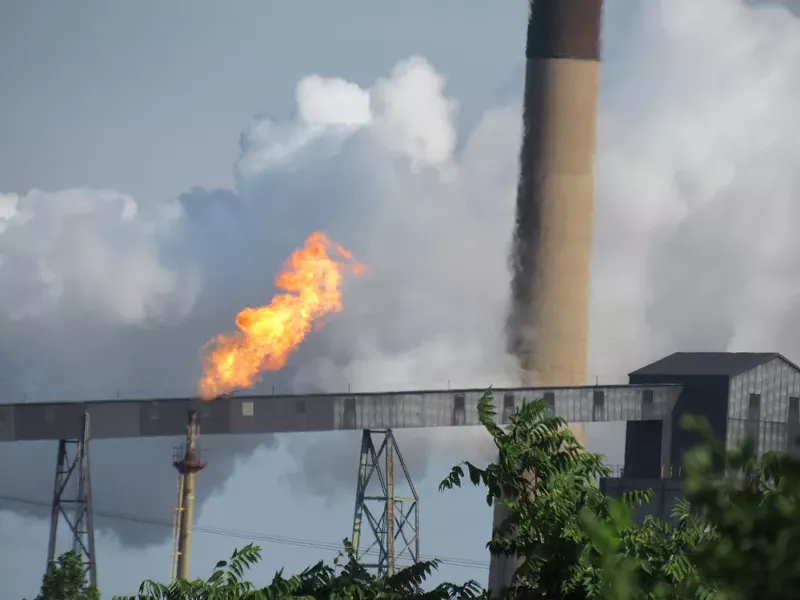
(2, 0), (800, 597)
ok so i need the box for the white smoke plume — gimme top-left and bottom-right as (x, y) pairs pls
(591, 0), (800, 375)
(2, 0), (800, 543)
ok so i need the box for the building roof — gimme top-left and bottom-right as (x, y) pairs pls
(629, 352), (799, 378)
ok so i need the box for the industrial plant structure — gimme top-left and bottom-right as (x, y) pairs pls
(1, 379), (678, 585)
(3, 349), (800, 589)
(4, 0), (799, 594)
(601, 352), (800, 523)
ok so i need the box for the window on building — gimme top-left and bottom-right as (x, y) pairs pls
(745, 394), (761, 446)
(789, 397), (799, 424)
(592, 390), (605, 421)
(241, 401), (254, 418)
(343, 397), (356, 428)
(544, 392), (555, 417)
(748, 393), (761, 420)
(642, 389), (654, 419)
(502, 392), (516, 421)
(452, 394), (466, 426)
(788, 397), (800, 456)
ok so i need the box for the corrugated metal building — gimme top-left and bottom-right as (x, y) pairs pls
(624, 351), (800, 476)
(604, 351), (800, 522)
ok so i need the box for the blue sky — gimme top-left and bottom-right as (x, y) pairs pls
(3, 0), (800, 598)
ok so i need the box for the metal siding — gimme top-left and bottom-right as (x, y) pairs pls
(788, 398), (800, 457)
(195, 399), (230, 436)
(258, 397), (308, 433)
(87, 402), (141, 439)
(15, 402), (87, 440)
(139, 399), (194, 437)
(506, 386), (676, 423)
(0, 404), (14, 441)
(451, 394), (466, 426)
(592, 390), (605, 421)
(661, 406), (674, 474)
(230, 397), (282, 434)
(0, 384), (681, 441)
(728, 357), (800, 454)
(304, 396), (336, 431)
(461, 391), (482, 426)
(355, 394), (394, 429)
(229, 398), (258, 433)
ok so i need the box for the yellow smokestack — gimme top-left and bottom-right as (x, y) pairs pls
(493, 0), (603, 593)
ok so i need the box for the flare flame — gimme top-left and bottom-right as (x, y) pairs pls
(198, 232), (365, 400)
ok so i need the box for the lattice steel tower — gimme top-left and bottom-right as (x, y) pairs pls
(351, 429), (419, 576)
(46, 411), (97, 588)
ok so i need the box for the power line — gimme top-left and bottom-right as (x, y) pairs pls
(0, 494), (489, 570)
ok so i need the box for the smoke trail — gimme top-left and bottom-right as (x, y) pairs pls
(505, 31), (544, 382)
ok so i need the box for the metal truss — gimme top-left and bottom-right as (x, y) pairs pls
(351, 429), (419, 576)
(46, 411), (97, 588)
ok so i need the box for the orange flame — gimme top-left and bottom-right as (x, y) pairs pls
(198, 232), (365, 400)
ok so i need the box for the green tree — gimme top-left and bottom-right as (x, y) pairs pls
(114, 541), (485, 599)
(31, 550), (99, 600)
(438, 391), (719, 600)
(439, 392), (620, 599)
(681, 415), (800, 600)
(574, 414), (800, 600)
(574, 495), (716, 600)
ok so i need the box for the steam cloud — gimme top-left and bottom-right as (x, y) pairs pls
(2, 0), (800, 548)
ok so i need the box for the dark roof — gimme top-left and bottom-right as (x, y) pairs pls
(629, 352), (799, 378)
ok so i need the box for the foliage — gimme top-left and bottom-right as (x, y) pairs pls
(574, 496), (716, 600)
(31, 550), (100, 600)
(680, 414), (800, 600)
(574, 413), (800, 600)
(113, 540), (485, 600)
(573, 498), (640, 600)
(439, 391), (626, 599)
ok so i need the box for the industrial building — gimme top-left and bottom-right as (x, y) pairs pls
(624, 351), (800, 473)
(601, 351), (800, 522)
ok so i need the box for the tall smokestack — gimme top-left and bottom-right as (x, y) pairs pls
(493, 0), (603, 594)
(507, 0), (602, 389)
